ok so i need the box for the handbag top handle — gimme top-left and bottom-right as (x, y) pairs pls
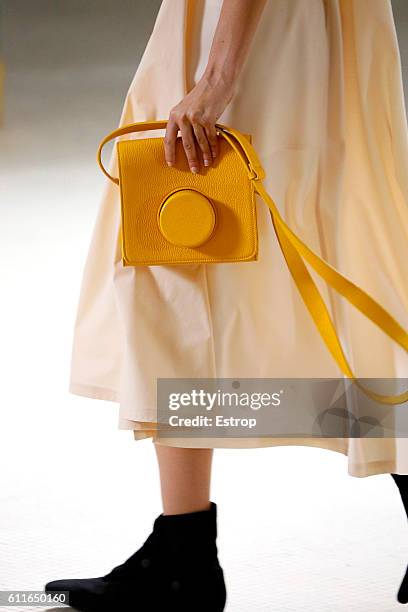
(97, 120), (265, 185)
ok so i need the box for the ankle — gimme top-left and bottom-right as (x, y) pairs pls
(162, 500), (212, 516)
(154, 501), (219, 557)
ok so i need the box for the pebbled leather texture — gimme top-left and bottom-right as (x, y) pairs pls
(116, 135), (258, 266)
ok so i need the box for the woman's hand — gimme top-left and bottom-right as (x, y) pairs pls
(164, 73), (235, 173)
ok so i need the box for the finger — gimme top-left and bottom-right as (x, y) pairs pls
(164, 119), (179, 167)
(179, 120), (200, 173)
(204, 123), (219, 159)
(191, 122), (212, 167)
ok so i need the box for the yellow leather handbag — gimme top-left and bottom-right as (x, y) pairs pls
(98, 120), (408, 405)
(98, 121), (259, 266)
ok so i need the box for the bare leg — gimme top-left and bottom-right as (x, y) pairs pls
(154, 443), (213, 515)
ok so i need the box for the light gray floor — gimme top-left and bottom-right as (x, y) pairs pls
(1, 2), (408, 610)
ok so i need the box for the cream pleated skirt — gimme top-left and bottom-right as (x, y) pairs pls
(69, 0), (408, 477)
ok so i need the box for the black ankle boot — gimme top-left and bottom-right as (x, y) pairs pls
(391, 473), (408, 604)
(45, 502), (227, 612)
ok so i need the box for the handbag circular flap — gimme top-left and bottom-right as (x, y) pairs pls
(158, 188), (216, 247)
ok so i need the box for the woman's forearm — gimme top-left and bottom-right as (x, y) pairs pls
(203, 0), (267, 91)
(165, 0), (267, 170)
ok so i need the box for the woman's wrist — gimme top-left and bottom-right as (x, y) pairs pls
(203, 63), (237, 90)
(201, 64), (237, 100)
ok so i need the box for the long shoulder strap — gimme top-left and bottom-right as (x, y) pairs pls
(254, 179), (408, 405)
(205, 126), (408, 405)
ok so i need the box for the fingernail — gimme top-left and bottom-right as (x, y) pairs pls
(167, 161), (173, 167)
(191, 166), (199, 174)
(212, 151), (217, 158)
(204, 159), (211, 167)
